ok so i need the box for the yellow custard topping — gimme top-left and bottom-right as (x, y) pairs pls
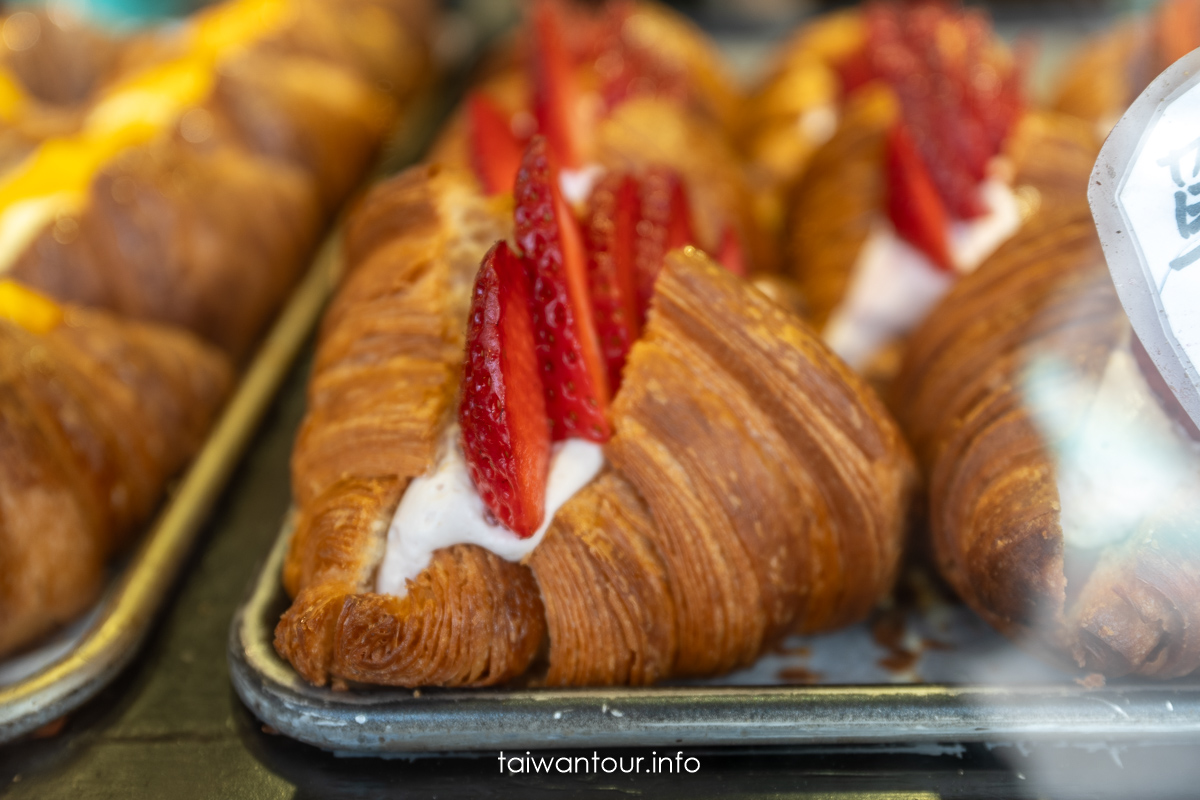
(0, 279), (62, 333)
(0, 0), (292, 272)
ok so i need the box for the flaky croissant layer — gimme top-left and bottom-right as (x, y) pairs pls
(276, 165), (915, 688)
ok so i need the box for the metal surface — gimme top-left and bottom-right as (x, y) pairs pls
(1090, 48), (1200, 431)
(231, 522), (1200, 755)
(0, 230), (341, 746)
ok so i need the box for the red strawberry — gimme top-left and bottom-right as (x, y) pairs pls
(514, 136), (611, 442)
(459, 241), (550, 537)
(585, 172), (641, 392)
(530, 0), (583, 169)
(834, 47), (875, 98)
(716, 225), (746, 277)
(886, 122), (952, 271)
(633, 167), (694, 318)
(466, 93), (524, 196)
(596, 2), (689, 112)
(857, 2), (1021, 221)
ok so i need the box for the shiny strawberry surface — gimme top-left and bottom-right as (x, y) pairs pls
(460, 242), (551, 537)
(514, 136), (611, 442)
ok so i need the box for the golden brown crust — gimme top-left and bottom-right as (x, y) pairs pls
(0, 306), (232, 657)
(742, 11), (863, 237)
(893, 203), (1200, 678)
(1051, 22), (1149, 131)
(276, 162), (916, 687)
(10, 139), (322, 360)
(529, 471), (675, 686)
(1, 9), (121, 107)
(786, 85), (894, 331)
(290, 166), (508, 507)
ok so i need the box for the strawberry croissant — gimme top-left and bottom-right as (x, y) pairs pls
(275, 154), (915, 688)
(749, 1), (1098, 385)
(428, 0), (769, 276)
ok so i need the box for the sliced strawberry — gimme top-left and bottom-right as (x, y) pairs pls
(460, 241), (550, 538)
(857, 2), (1021, 222)
(716, 225), (746, 277)
(514, 136), (611, 442)
(466, 93), (524, 196)
(885, 122), (952, 271)
(530, 0), (583, 169)
(586, 172), (641, 392)
(596, 2), (689, 113)
(833, 46), (875, 98)
(633, 167), (694, 318)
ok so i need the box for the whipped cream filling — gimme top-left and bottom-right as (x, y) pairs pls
(375, 424), (605, 597)
(559, 163), (605, 205)
(1026, 342), (1200, 551)
(797, 104), (838, 148)
(823, 178), (1021, 370)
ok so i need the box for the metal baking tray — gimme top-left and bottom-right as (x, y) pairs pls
(230, 518), (1200, 755)
(0, 85), (451, 744)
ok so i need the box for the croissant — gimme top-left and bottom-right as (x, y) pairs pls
(1051, 0), (1199, 135)
(0, 0), (431, 357)
(0, 8), (120, 174)
(0, 281), (233, 658)
(769, 3), (1099, 385)
(0, 8), (121, 109)
(274, 163), (916, 688)
(741, 11), (860, 235)
(892, 202), (1200, 679)
(425, 0), (771, 274)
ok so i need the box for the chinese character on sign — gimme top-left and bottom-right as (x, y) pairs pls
(1158, 135), (1200, 282)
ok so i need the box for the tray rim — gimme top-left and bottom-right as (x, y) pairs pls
(230, 517), (1200, 755)
(0, 235), (341, 745)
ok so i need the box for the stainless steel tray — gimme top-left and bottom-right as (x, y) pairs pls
(230, 519), (1200, 755)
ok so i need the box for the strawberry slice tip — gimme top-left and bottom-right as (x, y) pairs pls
(885, 122), (952, 272)
(530, 0), (583, 169)
(466, 93), (525, 196)
(459, 241), (551, 538)
(717, 225), (746, 277)
(514, 135), (611, 442)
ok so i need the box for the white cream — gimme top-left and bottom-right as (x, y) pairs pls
(823, 178), (1021, 370)
(375, 425), (605, 597)
(797, 104), (838, 148)
(559, 163), (605, 205)
(1026, 343), (1200, 550)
